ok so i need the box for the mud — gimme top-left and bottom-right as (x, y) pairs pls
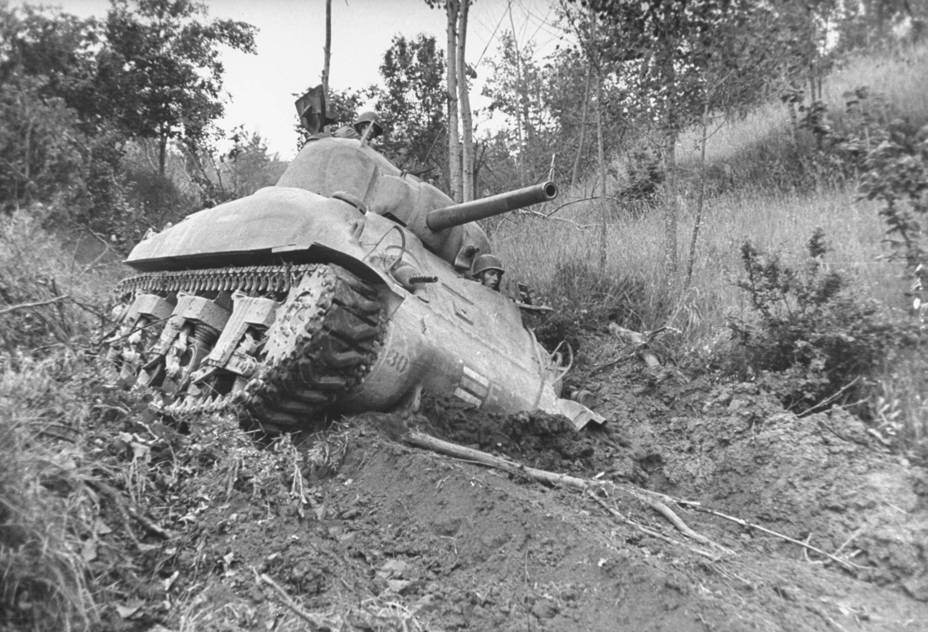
(86, 328), (928, 631)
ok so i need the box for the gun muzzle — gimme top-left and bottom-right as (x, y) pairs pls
(426, 181), (557, 232)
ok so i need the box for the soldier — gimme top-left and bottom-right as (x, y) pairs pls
(472, 253), (504, 291)
(334, 111), (383, 144)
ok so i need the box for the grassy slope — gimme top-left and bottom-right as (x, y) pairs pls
(496, 44), (928, 345)
(494, 43), (928, 440)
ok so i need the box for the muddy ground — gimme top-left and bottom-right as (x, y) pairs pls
(83, 328), (928, 631)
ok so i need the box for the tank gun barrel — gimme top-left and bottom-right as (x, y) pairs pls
(426, 181), (557, 232)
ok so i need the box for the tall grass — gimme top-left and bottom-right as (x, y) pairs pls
(0, 209), (127, 630)
(497, 44), (926, 336)
(676, 44), (928, 171)
(495, 185), (900, 346)
(0, 354), (100, 631)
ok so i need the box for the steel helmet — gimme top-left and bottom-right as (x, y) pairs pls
(353, 111), (383, 137)
(472, 253), (504, 277)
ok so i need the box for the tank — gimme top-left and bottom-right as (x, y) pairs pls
(102, 133), (603, 432)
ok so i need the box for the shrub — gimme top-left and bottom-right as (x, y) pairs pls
(859, 121), (928, 324)
(727, 229), (919, 415)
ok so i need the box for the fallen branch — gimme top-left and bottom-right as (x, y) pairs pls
(406, 430), (593, 489)
(586, 490), (720, 560)
(253, 568), (334, 630)
(0, 295), (71, 317)
(404, 430), (726, 552)
(125, 504), (172, 540)
(646, 497), (731, 553)
(89, 479), (173, 542)
(678, 501), (868, 572)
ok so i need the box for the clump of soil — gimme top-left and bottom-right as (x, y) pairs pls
(415, 394), (600, 472)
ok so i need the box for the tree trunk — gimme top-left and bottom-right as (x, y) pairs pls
(158, 130), (167, 177)
(593, 12), (607, 275)
(662, 126), (680, 273)
(663, 132), (679, 274)
(446, 0), (462, 202)
(596, 78), (607, 276)
(661, 40), (678, 275)
(570, 64), (592, 191)
(457, 0), (474, 201)
(507, 2), (527, 187)
(685, 100), (710, 288)
(23, 115), (33, 200)
(322, 0), (331, 97)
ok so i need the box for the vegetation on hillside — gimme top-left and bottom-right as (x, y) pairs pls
(2, 0), (928, 629)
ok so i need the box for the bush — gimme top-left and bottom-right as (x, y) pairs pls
(727, 229), (920, 415)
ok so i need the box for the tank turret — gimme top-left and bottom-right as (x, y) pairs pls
(426, 181), (557, 232)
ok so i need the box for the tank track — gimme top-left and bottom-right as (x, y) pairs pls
(105, 263), (383, 433)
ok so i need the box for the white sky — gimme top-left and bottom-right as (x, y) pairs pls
(52, 0), (566, 159)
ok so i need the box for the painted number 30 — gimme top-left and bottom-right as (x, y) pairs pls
(384, 349), (409, 373)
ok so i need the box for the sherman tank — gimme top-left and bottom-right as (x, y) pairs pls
(103, 111), (603, 433)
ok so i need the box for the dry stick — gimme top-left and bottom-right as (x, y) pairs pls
(87, 480), (142, 549)
(90, 479), (172, 541)
(588, 350), (638, 376)
(253, 568), (331, 630)
(646, 497), (732, 553)
(521, 209), (595, 230)
(795, 377), (861, 417)
(678, 501), (867, 572)
(406, 429), (594, 489)
(607, 323), (661, 368)
(404, 430), (725, 551)
(586, 490), (720, 560)
(125, 505), (172, 540)
(0, 295), (71, 316)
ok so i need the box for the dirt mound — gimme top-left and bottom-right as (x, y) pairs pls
(88, 403), (927, 631)
(575, 332), (928, 602)
(632, 390), (928, 598)
(59, 327), (928, 631)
